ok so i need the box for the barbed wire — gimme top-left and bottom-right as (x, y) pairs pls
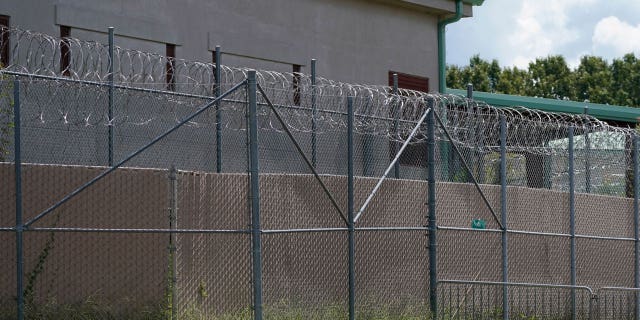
(0, 27), (636, 155)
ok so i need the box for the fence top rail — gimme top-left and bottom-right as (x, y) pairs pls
(438, 226), (637, 241)
(599, 287), (640, 292)
(438, 279), (595, 295)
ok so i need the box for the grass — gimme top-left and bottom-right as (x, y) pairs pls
(0, 301), (594, 320)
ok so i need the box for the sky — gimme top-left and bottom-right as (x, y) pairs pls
(447, 0), (640, 69)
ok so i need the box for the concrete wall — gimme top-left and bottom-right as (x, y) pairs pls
(2, 163), (631, 315)
(0, 0), (475, 87)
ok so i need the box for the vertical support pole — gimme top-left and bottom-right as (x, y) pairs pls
(440, 109), (450, 181)
(215, 45), (222, 173)
(633, 135), (639, 320)
(427, 101), (438, 318)
(392, 73), (400, 179)
(500, 115), (509, 320)
(569, 126), (577, 320)
(543, 140), (552, 189)
(168, 166), (178, 320)
(14, 78), (24, 320)
(311, 59), (317, 169)
(468, 84), (485, 184)
(248, 71), (263, 320)
(362, 98), (374, 177)
(584, 107), (591, 193)
(108, 27), (114, 167)
(347, 96), (356, 320)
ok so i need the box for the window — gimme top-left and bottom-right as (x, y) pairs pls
(388, 71), (430, 167)
(60, 26), (71, 76)
(166, 44), (176, 91)
(292, 64), (301, 105)
(0, 15), (9, 67)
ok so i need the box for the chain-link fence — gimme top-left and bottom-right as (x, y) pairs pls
(2, 27), (640, 320)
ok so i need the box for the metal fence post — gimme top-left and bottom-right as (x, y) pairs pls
(215, 45), (222, 173)
(168, 166), (178, 320)
(14, 77), (24, 320)
(248, 70), (263, 320)
(634, 134), (639, 320)
(347, 96), (356, 320)
(427, 101), (438, 318)
(108, 27), (114, 167)
(500, 115), (509, 320)
(569, 126), (577, 320)
(311, 59), (317, 168)
(392, 73), (400, 179)
(584, 107), (591, 193)
(583, 107), (591, 193)
(363, 98), (374, 177)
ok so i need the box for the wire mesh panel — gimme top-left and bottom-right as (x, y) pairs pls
(0, 79), (13, 163)
(355, 230), (429, 318)
(256, 84), (350, 317)
(175, 233), (252, 318)
(262, 232), (348, 319)
(21, 232), (168, 319)
(175, 172), (252, 318)
(438, 229), (502, 282)
(508, 233), (571, 284)
(353, 172), (430, 318)
(577, 238), (634, 289)
(438, 281), (594, 320)
(0, 70), (251, 319)
(0, 232), (15, 319)
(5, 26), (640, 320)
(597, 288), (640, 320)
(17, 79), (109, 166)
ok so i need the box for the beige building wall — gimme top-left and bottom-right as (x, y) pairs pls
(0, 0), (475, 88)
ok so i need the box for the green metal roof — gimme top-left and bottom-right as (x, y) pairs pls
(446, 88), (640, 124)
(463, 0), (485, 5)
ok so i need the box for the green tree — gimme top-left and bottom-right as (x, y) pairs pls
(464, 55), (494, 92)
(526, 55), (575, 100)
(574, 55), (613, 104)
(495, 66), (529, 96)
(446, 53), (640, 108)
(611, 53), (640, 107)
(446, 64), (464, 90)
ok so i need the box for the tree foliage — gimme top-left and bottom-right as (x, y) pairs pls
(446, 53), (640, 107)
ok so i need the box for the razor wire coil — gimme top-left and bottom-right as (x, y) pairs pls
(0, 27), (636, 156)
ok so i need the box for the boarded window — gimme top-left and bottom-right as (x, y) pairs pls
(60, 26), (71, 76)
(166, 44), (176, 91)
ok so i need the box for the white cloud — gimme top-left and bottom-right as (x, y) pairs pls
(448, 0), (640, 68)
(592, 16), (640, 56)
(506, 0), (595, 67)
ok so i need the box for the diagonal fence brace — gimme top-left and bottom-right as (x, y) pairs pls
(256, 84), (348, 226)
(25, 79), (249, 227)
(433, 110), (504, 230)
(354, 107), (432, 223)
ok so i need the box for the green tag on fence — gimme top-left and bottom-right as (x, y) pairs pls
(471, 219), (486, 229)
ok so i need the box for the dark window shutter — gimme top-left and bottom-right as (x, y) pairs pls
(60, 26), (71, 76)
(0, 15), (9, 67)
(166, 44), (176, 91)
